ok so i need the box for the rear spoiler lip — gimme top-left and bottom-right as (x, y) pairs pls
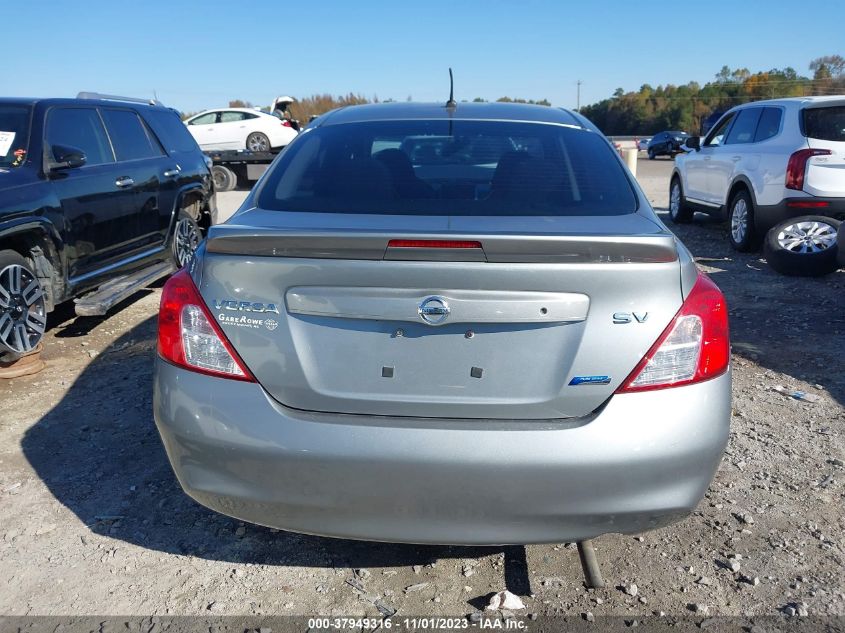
(205, 228), (679, 264)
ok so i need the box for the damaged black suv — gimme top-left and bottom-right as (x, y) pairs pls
(0, 93), (215, 362)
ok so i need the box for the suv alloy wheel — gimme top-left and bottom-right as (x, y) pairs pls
(172, 211), (203, 268)
(764, 215), (841, 276)
(668, 178), (693, 223)
(728, 190), (758, 251)
(0, 250), (47, 358)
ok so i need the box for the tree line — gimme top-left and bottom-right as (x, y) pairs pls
(186, 54), (844, 134)
(580, 55), (845, 135)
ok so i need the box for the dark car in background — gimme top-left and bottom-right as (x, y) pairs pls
(647, 131), (689, 159)
(0, 93), (215, 363)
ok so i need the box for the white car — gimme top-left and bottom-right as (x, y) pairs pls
(637, 137), (651, 151)
(670, 96), (845, 258)
(184, 107), (297, 152)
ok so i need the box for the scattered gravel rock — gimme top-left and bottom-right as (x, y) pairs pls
(733, 512), (755, 525)
(486, 590), (525, 611)
(689, 603), (709, 616)
(374, 599), (397, 617)
(623, 583), (639, 597)
(404, 583), (430, 593)
(739, 574), (760, 586)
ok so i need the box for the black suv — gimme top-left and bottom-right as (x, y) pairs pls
(0, 93), (215, 361)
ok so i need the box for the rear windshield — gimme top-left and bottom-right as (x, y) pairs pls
(256, 120), (637, 216)
(803, 106), (845, 142)
(0, 105), (32, 169)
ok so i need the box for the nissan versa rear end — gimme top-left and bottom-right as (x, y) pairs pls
(153, 102), (730, 545)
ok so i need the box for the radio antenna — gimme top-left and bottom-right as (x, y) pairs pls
(446, 68), (457, 108)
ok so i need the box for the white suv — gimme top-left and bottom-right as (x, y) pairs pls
(669, 96), (845, 252)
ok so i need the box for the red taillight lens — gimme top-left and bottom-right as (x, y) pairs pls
(786, 200), (830, 208)
(281, 120), (292, 127)
(158, 269), (255, 381)
(387, 239), (482, 249)
(785, 148), (831, 191)
(617, 273), (729, 393)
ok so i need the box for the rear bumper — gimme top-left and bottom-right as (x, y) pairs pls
(757, 197), (845, 233)
(153, 359), (730, 545)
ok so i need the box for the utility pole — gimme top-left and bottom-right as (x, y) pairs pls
(576, 80), (582, 112)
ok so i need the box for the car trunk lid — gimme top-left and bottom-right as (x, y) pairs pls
(198, 211), (683, 419)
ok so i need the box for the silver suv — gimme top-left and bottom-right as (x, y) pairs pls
(154, 102), (730, 545)
(670, 96), (845, 255)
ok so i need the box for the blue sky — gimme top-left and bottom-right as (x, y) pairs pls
(4, 1), (843, 113)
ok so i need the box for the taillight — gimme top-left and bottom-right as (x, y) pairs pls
(281, 120), (292, 127)
(617, 273), (729, 393)
(786, 148), (831, 191)
(158, 269), (255, 381)
(786, 200), (830, 208)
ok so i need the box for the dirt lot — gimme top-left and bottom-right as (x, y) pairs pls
(1, 157), (843, 619)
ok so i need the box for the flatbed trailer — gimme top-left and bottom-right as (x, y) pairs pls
(206, 149), (280, 192)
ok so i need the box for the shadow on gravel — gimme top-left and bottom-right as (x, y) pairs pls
(22, 314), (533, 595)
(655, 208), (845, 408)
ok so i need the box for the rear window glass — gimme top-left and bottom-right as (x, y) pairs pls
(725, 108), (762, 145)
(754, 107), (782, 142)
(145, 109), (203, 154)
(803, 106), (845, 142)
(257, 120), (637, 216)
(101, 109), (163, 160)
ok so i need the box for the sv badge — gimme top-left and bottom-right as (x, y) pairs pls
(613, 311), (649, 324)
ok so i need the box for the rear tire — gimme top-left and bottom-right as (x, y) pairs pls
(727, 189), (759, 252)
(0, 249), (47, 361)
(171, 211), (203, 268)
(648, 149), (655, 160)
(764, 215), (841, 277)
(668, 177), (694, 223)
(246, 132), (271, 153)
(666, 142), (674, 157)
(211, 165), (236, 192)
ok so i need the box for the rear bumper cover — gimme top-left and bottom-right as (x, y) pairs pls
(153, 359), (730, 545)
(757, 197), (845, 233)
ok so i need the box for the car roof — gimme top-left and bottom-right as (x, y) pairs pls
(0, 96), (165, 109)
(732, 95), (845, 109)
(314, 102), (586, 128)
(193, 107), (272, 116)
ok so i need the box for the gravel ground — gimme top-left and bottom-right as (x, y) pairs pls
(0, 157), (843, 618)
